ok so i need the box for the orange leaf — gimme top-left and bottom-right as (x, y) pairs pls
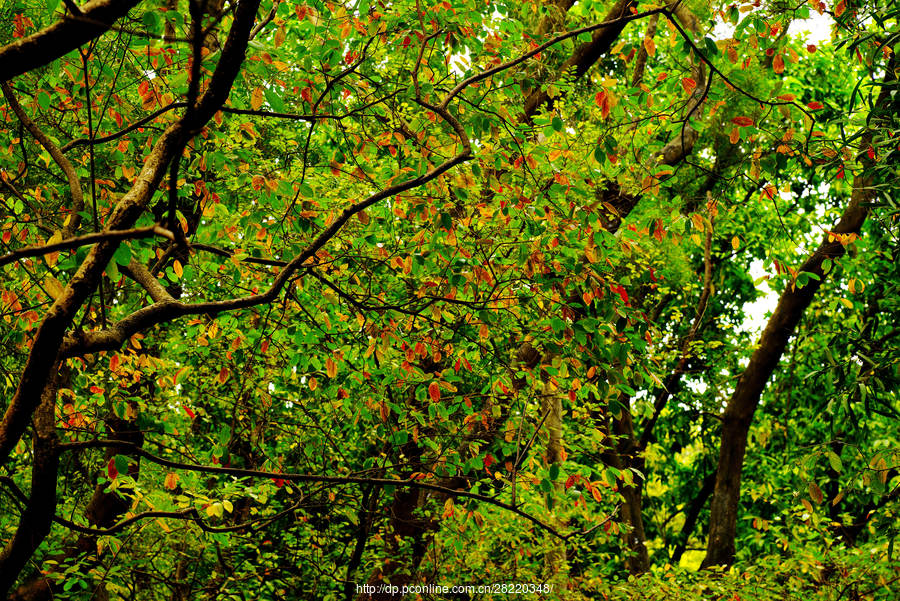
(217, 367), (229, 385)
(173, 259), (183, 278)
(729, 127), (740, 144)
(164, 472), (179, 490)
(681, 77), (696, 94)
(731, 116), (754, 127)
(643, 36), (656, 57)
(428, 381), (441, 403)
(773, 54), (785, 74)
(326, 357), (337, 378)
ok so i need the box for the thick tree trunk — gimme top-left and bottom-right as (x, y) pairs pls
(0, 373), (59, 597)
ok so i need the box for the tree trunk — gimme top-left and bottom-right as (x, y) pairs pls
(702, 58), (895, 567)
(542, 379), (569, 582)
(0, 371), (59, 597)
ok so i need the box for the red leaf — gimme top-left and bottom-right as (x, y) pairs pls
(272, 478), (285, 488)
(90, 386), (104, 395)
(731, 116), (754, 127)
(565, 475), (576, 490)
(428, 381), (441, 403)
(807, 44), (817, 53)
(807, 101), (824, 110)
(594, 90), (610, 119)
(107, 458), (118, 480)
(184, 406), (196, 419)
(483, 454), (495, 469)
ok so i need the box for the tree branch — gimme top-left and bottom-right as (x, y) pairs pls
(0, 0), (143, 82)
(0, 225), (174, 269)
(58, 439), (585, 540)
(1, 82), (84, 238)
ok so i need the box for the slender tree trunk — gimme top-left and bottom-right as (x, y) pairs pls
(702, 59), (895, 567)
(542, 379), (569, 582)
(702, 181), (872, 567)
(601, 402), (651, 574)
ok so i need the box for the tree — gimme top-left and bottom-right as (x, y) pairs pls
(0, 0), (898, 599)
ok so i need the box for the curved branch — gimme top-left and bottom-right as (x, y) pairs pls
(60, 148), (471, 356)
(1, 82), (84, 237)
(58, 439), (604, 540)
(445, 2), (665, 112)
(61, 101), (189, 152)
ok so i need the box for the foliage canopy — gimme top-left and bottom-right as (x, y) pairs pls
(0, 0), (898, 599)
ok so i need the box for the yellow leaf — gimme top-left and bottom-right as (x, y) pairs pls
(731, 236), (740, 250)
(173, 259), (183, 278)
(43, 276), (65, 301)
(251, 86), (264, 111)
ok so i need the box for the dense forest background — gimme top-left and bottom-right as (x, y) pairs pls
(0, 0), (898, 598)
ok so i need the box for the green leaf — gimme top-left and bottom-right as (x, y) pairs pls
(113, 244), (132, 266)
(549, 463), (560, 481)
